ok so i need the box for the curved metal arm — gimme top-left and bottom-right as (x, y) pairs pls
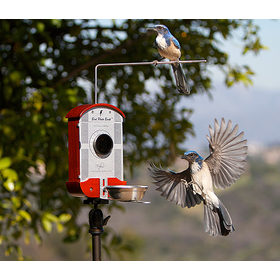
(94, 59), (207, 104)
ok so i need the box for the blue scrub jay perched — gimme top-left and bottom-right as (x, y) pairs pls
(147, 24), (190, 94)
(149, 118), (248, 236)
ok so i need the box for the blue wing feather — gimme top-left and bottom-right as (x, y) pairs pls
(171, 37), (181, 50)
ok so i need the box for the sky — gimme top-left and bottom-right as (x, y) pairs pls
(184, 19), (280, 152)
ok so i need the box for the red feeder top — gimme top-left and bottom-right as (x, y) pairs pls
(66, 103), (126, 119)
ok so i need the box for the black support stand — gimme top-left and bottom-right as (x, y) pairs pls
(84, 198), (111, 261)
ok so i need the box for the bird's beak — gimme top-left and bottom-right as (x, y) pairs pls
(146, 27), (157, 32)
(181, 154), (192, 163)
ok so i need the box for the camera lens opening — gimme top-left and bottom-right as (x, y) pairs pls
(93, 134), (113, 158)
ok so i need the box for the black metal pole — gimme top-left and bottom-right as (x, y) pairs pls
(89, 204), (103, 261)
(92, 233), (101, 261)
(85, 198), (110, 261)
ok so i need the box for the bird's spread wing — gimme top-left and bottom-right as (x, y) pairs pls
(148, 163), (202, 208)
(205, 118), (248, 189)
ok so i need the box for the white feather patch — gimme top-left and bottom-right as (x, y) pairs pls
(190, 161), (202, 174)
(156, 34), (167, 50)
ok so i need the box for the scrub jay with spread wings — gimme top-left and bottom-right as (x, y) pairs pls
(149, 118), (248, 236)
(147, 24), (190, 94)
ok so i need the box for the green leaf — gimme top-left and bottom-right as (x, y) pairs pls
(34, 233), (42, 245)
(42, 218), (52, 233)
(22, 198), (32, 208)
(1, 168), (18, 181)
(3, 180), (15, 191)
(9, 71), (21, 84)
(41, 212), (61, 233)
(14, 181), (22, 192)
(59, 213), (72, 223)
(0, 235), (7, 245)
(36, 22), (45, 33)
(16, 246), (23, 261)
(51, 19), (61, 28)
(56, 222), (64, 233)
(2, 125), (16, 140)
(0, 157), (12, 170)
(24, 230), (30, 245)
(43, 212), (59, 223)
(18, 210), (32, 223)
(30, 91), (43, 111)
(5, 246), (13, 256)
(11, 196), (21, 209)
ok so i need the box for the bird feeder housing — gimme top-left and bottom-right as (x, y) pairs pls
(65, 103), (127, 199)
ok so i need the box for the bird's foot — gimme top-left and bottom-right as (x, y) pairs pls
(181, 179), (191, 188)
(191, 181), (203, 195)
(182, 179), (203, 195)
(152, 60), (159, 67)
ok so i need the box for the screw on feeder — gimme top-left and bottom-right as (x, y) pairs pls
(94, 59), (207, 104)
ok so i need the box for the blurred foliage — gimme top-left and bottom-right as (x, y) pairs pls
(0, 19), (266, 260)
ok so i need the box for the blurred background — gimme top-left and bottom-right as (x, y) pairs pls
(0, 17), (280, 262)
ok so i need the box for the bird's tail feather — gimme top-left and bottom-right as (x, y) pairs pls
(171, 63), (190, 94)
(203, 199), (235, 236)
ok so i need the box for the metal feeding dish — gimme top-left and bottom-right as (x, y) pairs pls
(106, 185), (149, 203)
